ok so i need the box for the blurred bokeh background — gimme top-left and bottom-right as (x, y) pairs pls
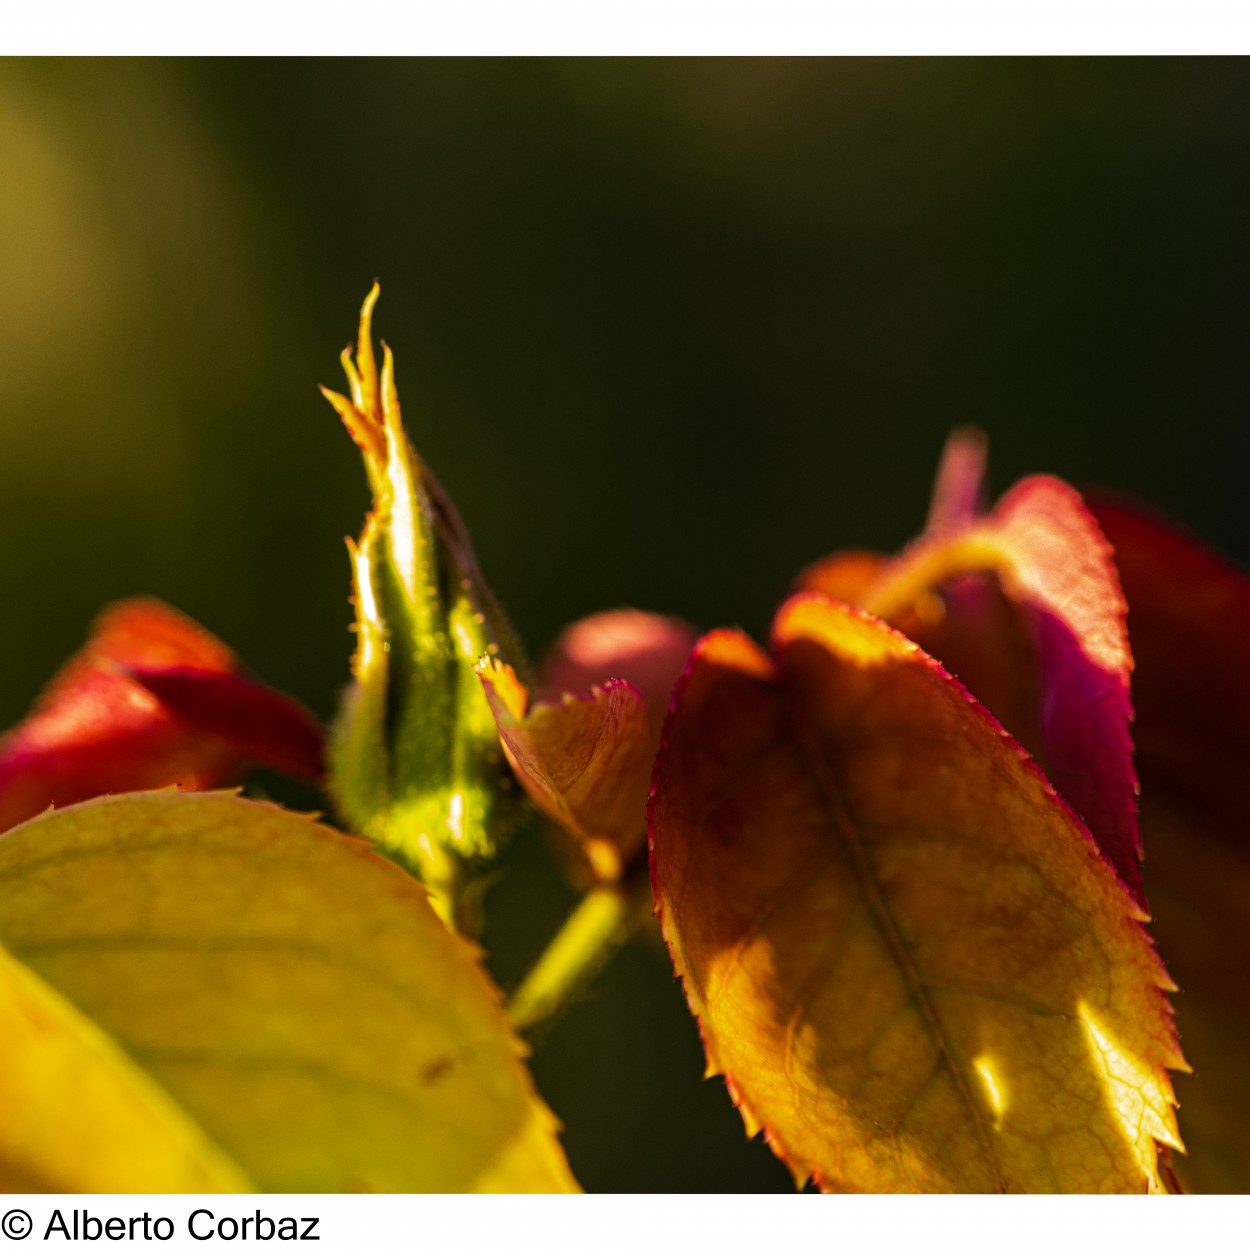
(3, 58), (1249, 1191)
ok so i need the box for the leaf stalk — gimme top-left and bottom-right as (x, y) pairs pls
(507, 873), (652, 1037)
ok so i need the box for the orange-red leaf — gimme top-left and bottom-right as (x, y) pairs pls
(650, 594), (1184, 1193)
(478, 610), (696, 880)
(478, 660), (654, 881)
(0, 599), (324, 832)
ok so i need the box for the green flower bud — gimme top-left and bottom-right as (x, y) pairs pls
(321, 285), (520, 930)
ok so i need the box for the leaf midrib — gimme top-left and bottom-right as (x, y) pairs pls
(786, 703), (1008, 1193)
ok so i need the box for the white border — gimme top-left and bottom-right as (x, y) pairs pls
(5, 2), (1250, 57)
(0, 1193), (1246, 1250)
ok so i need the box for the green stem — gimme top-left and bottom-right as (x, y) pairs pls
(508, 875), (651, 1036)
(403, 833), (473, 935)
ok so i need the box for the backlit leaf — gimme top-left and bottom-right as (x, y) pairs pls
(650, 594), (1184, 1192)
(0, 791), (578, 1193)
(0, 938), (249, 1193)
(478, 658), (653, 882)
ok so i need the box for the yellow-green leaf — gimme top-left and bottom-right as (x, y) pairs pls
(0, 937), (250, 1193)
(0, 791), (578, 1193)
(649, 595), (1185, 1193)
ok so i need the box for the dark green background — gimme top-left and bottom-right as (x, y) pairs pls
(3, 59), (1248, 1191)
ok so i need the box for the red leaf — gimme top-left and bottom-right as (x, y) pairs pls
(125, 666), (324, 784)
(0, 599), (324, 832)
(1091, 498), (1250, 838)
(985, 479), (1141, 907)
(1089, 496), (1250, 1191)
